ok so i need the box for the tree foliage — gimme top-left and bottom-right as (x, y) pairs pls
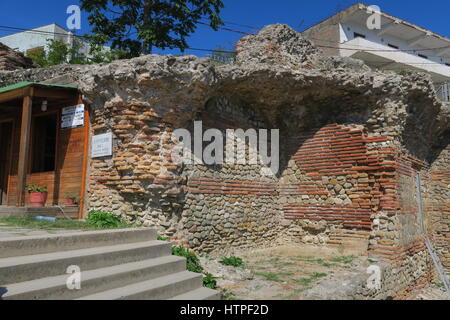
(27, 39), (125, 67)
(27, 39), (85, 67)
(80, 0), (225, 57)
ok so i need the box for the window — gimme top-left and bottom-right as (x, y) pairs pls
(353, 32), (366, 39)
(418, 54), (428, 59)
(31, 114), (57, 173)
(388, 44), (399, 49)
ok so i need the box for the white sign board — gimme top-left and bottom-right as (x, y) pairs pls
(61, 104), (85, 129)
(92, 132), (113, 158)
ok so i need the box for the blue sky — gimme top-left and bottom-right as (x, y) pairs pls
(1, 0), (449, 57)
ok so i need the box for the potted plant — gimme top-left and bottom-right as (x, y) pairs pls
(65, 194), (78, 206)
(26, 184), (48, 207)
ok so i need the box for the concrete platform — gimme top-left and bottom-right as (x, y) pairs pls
(0, 206), (79, 219)
(0, 224), (80, 239)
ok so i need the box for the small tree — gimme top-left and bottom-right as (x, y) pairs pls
(26, 39), (124, 66)
(46, 40), (72, 66)
(89, 47), (129, 64)
(26, 47), (47, 67)
(27, 40), (88, 67)
(80, 0), (225, 57)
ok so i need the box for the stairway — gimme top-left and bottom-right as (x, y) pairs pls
(0, 228), (220, 300)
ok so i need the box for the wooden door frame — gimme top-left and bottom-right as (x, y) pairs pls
(28, 109), (60, 175)
(0, 118), (15, 205)
(28, 109), (61, 206)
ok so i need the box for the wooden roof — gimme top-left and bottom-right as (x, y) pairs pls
(0, 81), (78, 104)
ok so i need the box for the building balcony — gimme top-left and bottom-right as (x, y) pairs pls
(340, 37), (450, 84)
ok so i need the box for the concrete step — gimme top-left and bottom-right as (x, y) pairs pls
(0, 240), (171, 285)
(0, 228), (157, 258)
(169, 287), (222, 300)
(77, 271), (203, 300)
(2, 255), (186, 300)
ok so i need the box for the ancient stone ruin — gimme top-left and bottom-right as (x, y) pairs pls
(0, 42), (36, 71)
(0, 24), (449, 299)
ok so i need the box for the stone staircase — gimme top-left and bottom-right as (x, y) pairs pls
(0, 228), (220, 300)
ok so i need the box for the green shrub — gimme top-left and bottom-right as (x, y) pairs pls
(86, 210), (123, 229)
(171, 246), (203, 273)
(202, 273), (217, 289)
(222, 289), (237, 300)
(220, 256), (244, 267)
(26, 184), (47, 192)
(171, 246), (218, 289)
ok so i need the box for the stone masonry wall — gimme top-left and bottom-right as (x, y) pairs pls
(1, 24), (448, 298)
(425, 142), (450, 275)
(180, 96), (282, 252)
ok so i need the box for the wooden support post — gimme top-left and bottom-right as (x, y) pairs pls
(17, 93), (33, 206)
(78, 98), (90, 219)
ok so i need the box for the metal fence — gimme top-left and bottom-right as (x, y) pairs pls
(436, 83), (450, 102)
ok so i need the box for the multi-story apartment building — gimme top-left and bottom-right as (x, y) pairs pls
(0, 23), (92, 60)
(302, 3), (450, 101)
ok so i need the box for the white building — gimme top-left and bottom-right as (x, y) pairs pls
(0, 23), (92, 59)
(302, 3), (450, 101)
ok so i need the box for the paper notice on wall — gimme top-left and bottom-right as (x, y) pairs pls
(92, 132), (113, 158)
(61, 104), (85, 129)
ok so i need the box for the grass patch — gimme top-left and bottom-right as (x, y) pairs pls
(294, 272), (328, 286)
(254, 271), (295, 282)
(254, 272), (284, 282)
(0, 213), (132, 231)
(279, 286), (312, 300)
(433, 281), (444, 288)
(293, 256), (336, 268)
(330, 255), (356, 264)
(220, 256), (244, 267)
(0, 216), (97, 230)
(222, 289), (238, 300)
(311, 258), (335, 268)
(293, 255), (314, 260)
(311, 272), (328, 279)
(269, 257), (281, 262)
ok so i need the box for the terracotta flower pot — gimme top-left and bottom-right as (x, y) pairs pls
(65, 198), (77, 206)
(29, 191), (48, 207)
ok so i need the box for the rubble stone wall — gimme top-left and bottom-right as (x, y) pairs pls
(425, 140), (450, 275)
(1, 24), (448, 298)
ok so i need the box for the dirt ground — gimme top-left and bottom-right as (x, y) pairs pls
(216, 244), (370, 300)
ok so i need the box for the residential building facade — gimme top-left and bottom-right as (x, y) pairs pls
(0, 23), (91, 60)
(302, 3), (450, 101)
